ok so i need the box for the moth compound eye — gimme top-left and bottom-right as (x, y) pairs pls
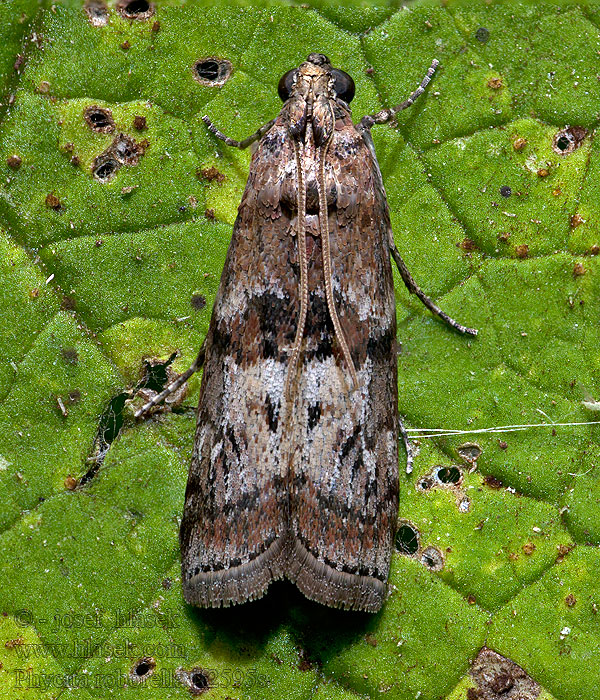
(278, 69), (297, 102)
(331, 69), (355, 104)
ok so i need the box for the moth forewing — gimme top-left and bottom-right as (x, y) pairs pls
(137, 54), (476, 612)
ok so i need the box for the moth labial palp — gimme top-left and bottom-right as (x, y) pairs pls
(136, 53), (477, 613)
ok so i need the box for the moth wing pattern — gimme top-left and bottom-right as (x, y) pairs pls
(285, 112), (399, 613)
(179, 126), (298, 607)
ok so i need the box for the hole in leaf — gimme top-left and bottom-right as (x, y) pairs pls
(80, 392), (128, 485)
(436, 466), (462, 484)
(130, 656), (156, 682)
(93, 156), (120, 182)
(84, 105), (115, 133)
(395, 522), (419, 555)
(193, 57), (233, 86)
(191, 671), (209, 691)
(417, 476), (433, 490)
(117, 0), (154, 19)
(552, 126), (587, 155)
(420, 545), (444, 571)
(142, 352), (177, 392)
(457, 443), (481, 464)
(84, 0), (109, 26)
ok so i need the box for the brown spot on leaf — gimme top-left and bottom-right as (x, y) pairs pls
(487, 77), (503, 89)
(199, 166), (225, 184)
(469, 647), (540, 699)
(513, 137), (527, 151)
(36, 81), (50, 94)
(204, 208), (215, 219)
(133, 115), (147, 130)
(497, 231), (510, 243)
(483, 474), (503, 489)
(5, 638), (24, 649)
(498, 439), (508, 450)
(64, 475), (78, 490)
(7, 154), (21, 170)
(45, 192), (62, 210)
(565, 593), (577, 607)
(121, 40), (131, 51)
(458, 237), (479, 252)
(570, 213), (584, 228)
(573, 262), (586, 277)
(515, 244), (529, 258)
(536, 168), (549, 177)
(522, 542), (536, 555)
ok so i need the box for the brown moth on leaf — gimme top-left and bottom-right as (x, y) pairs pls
(136, 54), (476, 613)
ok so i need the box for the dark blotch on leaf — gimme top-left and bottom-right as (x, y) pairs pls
(84, 105), (115, 133)
(191, 293), (207, 311)
(475, 27), (490, 43)
(60, 348), (79, 365)
(395, 522), (419, 555)
(61, 295), (76, 311)
(499, 185), (512, 198)
(193, 57), (233, 86)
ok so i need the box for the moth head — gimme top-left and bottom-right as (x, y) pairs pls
(278, 54), (355, 104)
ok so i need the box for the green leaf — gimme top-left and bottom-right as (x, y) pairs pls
(0, 3), (599, 700)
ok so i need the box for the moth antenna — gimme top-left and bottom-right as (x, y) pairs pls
(317, 132), (359, 391)
(358, 58), (439, 131)
(202, 115), (276, 150)
(285, 140), (309, 402)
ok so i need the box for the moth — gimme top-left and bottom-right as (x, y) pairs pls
(136, 54), (476, 613)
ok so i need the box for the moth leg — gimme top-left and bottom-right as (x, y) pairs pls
(358, 59), (439, 131)
(134, 340), (206, 419)
(202, 115), (276, 149)
(398, 414), (414, 474)
(390, 241), (478, 336)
